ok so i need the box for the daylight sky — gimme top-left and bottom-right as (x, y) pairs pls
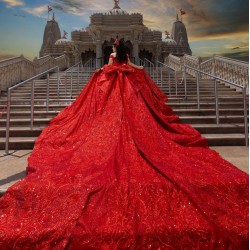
(0, 0), (249, 61)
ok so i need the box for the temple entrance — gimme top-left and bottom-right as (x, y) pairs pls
(103, 45), (113, 64)
(103, 39), (115, 64)
(139, 49), (153, 62)
(125, 40), (132, 62)
(103, 39), (133, 64)
(81, 49), (96, 64)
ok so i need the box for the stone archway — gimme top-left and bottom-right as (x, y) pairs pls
(103, 39), (114, 64)
(139, 49), (153, 61)
(81, 49), (96, 64)
(102, 39), (133, 64)
(125, 40), (133, 61)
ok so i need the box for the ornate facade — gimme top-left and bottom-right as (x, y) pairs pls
(40, 1), (192, 66)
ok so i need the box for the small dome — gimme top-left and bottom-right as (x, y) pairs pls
(105, 8), (128, 15)
(105, 1), (128, 15)
(165, 38), (177, 45)
(55, 38), (70, 45)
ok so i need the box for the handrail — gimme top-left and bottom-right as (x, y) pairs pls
(96, 57), (104, 67)
(63, 61), (83, 98)
(199, 55), (249, 89)
(83, 58), (96, 72)
(8, 66), (59, 91)
(65, 61), (82, 73)
(144, 58), (155, 81)
(213, 56), (248, 67)
(183, 64), (248, 146)
(5, 66), (60, 155)
(138, 58), (144, 66)
(157, 61), (180, 96)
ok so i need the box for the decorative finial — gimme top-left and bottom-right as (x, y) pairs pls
(52, 13), (55, 21)
(176, 13), (179, 21)
(114, 0), (119, 8)
(63, 30), (68, 39)
(165, 31), (170, 39)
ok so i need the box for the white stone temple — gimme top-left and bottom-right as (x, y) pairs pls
(40, 0), (192, 65)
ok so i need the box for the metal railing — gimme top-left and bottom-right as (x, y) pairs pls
(144, 58), (155, 81)
(156, 61), (182, 96)
(60, 61), (83, 99)
(96, 57), (104, 68)
(5, 66), (60, 154)
(154, 59), (248, 146)
(138, 58), (144, 66)
(183, 64), (248, 146)
(84, 58), (96, 72)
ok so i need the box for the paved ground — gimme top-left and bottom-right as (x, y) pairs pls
(0, 146), (248, 194)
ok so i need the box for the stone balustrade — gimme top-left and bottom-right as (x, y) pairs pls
(166, 54), (249, 91)
(183, 54), (202, 77)
(165, 54), (182, 71)
(0, 54), (69, 92)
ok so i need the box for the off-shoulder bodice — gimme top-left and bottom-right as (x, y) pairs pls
(109, 54), (128, 66)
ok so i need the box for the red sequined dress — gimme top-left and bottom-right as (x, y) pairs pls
(0, 54), (248, 249)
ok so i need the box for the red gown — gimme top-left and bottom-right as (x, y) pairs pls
(0, 55), (248, 249)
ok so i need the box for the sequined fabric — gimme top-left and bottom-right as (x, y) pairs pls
(0, 57), (248, 249)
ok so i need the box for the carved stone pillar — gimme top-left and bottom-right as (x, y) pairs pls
(96, 41), (102, 68)
(155, 43), (161, 64)
(133, 41), (139, 65)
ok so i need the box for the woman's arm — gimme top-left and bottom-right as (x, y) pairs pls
(95, 55), (114, 72)
(108, 57), (113, 65)
(127, 57), (144, 69)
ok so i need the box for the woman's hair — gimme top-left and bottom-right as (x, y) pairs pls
(113, 38), (127, 63)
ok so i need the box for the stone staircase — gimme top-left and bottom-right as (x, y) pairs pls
(0, 68), (248, 150)
(152, 70), (248, 146)
(0, 70), (92, 150)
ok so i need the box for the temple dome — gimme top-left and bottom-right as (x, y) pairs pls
(165, 38), (177, 45)
(105, 0), (128, 15)
(55, 38), (70, 45)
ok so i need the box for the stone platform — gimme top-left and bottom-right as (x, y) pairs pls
(0, 146), (248, 195)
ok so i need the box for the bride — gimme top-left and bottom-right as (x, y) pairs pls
(0, 38), (248, 249)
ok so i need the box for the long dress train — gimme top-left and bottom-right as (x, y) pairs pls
(0, 57), (248, 249)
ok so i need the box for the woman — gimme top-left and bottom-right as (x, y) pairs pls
(0, 38), (248, 249)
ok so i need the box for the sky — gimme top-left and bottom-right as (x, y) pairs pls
(0, 0), (249, 61)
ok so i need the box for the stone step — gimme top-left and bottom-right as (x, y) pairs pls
(0, 109), (247, 119)
(193, 124), (246, 134)
(0, 102), (246, 111)
(0, 115), (247, 127)
(11, 85), (87, 91)
(8, 89), (239, 96)
(0, 137), (37, 150)
(165, 97), (246, 103)
(5, 95), (241, 101)
(0, 127), (42, 137)
(0, 111), (59, 118)
(202, 134), (246, 146)
(0, 118), (50, 127)
(180, 115), (247, 124)
(159, 87), (238, 93)
(0, 124), (245, 137)
(0, 133), (246, 150)
(0, 99), (247, 107)
(175, 109), (246, 116)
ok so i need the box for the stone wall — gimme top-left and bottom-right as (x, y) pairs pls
(0, 54), (70, 92)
